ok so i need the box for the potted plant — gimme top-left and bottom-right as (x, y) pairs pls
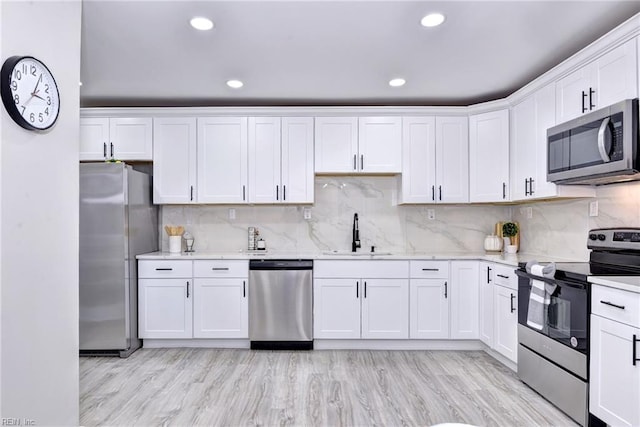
(502, 221), (519, 253)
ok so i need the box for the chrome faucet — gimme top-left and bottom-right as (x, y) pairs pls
(352, 213), (361, 252)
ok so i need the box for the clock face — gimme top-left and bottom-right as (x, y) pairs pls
(1, 56), (60, 131)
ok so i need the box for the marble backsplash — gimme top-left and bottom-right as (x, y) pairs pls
(161, 177), (640, 261)
(161, 176), (510, 255)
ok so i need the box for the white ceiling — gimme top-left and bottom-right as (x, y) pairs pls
(80, 0), (640, 107)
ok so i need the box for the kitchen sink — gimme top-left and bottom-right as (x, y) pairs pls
(322, 250), (393, 256)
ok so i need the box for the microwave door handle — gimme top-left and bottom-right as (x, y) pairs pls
(597, 117), (611, 162)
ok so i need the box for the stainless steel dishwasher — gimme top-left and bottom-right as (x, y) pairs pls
(249, 259), (313, 350)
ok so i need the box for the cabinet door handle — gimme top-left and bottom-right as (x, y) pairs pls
(110, 142), (114, 159)
(103, 142), (107, 158)
(243, 185), (246, 201)
(600, 300), (625, 310)
(589, 87), (595, 110)
(502, 182), (506, 199)
(422, 268), (439, 271)
(524, 178), (529, 196)
(444, 281), (448, 299)
(529, 178), (535, 195)
(432, 185), (435, 202)
(497, 274), (509, 279)
(283, 185), (286, 201)
(190, 185), (194, 201)
(510, 293), (516, 313)
(356, 281), (359, 299)
(364, 281), (367, 298)
(360, 154), (364, 170)
(487, 266), (492, 283)
(155, 268), (173, 271)
(633, 334), (639, 366)
(582, 90), (588, 113)
(211, 267), (229, 271)
(276, 185), (279, 201)
(186, 281), (190, 298)
(243, 280), (246, 298)
(439, 186), (442, 201)
(353, 154), (357, 171)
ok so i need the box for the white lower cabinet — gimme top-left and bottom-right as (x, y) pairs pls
(450, 261), (480, 339)
(479, 262), (494, 347)
(313, 260), (409, 339)
(493, 285), (518, 362)
(409, 261), (450, 339)
(139, 259), (248, 340)
(138, 260), (194, 339)
(589, 284), (640, 426)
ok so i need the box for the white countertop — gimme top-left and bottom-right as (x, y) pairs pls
(137, 250), (563, 268)
(588, 276), (640, 294)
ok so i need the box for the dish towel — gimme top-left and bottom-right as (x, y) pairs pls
(525, 261), (557, 331)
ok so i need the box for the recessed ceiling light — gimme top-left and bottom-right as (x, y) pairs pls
(389, 78), (406, 87)
(227, 79), (244, 89)
(421, 13), (445, 27)
(190, 17), (214, 31)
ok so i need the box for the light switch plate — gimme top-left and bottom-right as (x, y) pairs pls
(427, 209), (435, 220)
(303, 207), (311, 220)
(589, 201), (599, 217)
(229, 208), (236, 220)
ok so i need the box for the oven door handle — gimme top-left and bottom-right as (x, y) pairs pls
(597, 117), (611, 163)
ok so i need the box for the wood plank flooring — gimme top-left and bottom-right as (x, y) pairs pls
(80, 349), (577, 426)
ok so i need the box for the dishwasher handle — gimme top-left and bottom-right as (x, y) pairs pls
(249, 259), (313, 270)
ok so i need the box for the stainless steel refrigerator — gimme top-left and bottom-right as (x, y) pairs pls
(79, 163), (158, 357)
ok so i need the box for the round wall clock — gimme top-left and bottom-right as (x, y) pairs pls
(1, 56), (60, 131)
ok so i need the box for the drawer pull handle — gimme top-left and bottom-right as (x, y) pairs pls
(422, 268), (439, 272)
(211, 267), (230, 271)
(600, 300), (625, 310)
(155, 268), (173, 271)
(633, 334), (639, 366)
(497, 274), (509, 279)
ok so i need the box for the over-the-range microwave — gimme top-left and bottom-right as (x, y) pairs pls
(547, 98), (639, 185)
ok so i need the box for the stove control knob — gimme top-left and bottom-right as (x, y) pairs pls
(589, 233), (598, 241)
(597, 234), (606, 241)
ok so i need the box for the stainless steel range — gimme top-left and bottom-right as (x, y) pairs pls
(516, 228), (640, 426)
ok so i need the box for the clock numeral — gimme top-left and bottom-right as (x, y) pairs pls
(10, 81), (17, 91)
(38, 113), (44, 123)
(29, 113), (35, 123)
(45, 107), (49, 116)
(13, 70), (21, 80)
(44, 84), (49, 94)
(13, 94), (19, 105)
(46, 96), (51, 106)
(21, 63), (27, 74)
(20, 106), (26, 115)
(30, 65), (36, 76)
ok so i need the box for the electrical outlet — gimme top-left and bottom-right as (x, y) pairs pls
(303, 207), (311, 220)
(229, 208), (236, 220)
(589, 201), (599, 217)
(526, 207), (533, 219)
(427, 209), (435, 220)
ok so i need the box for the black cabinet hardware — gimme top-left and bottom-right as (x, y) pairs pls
(589, 87), (595, 110)
(211, 267), (229, 271)
(103, 142), (107, 158)
(155, 268), (173, 271)
(186, 281), (190, 298)
(243, 280), (246, 298)
(525, 178), (530, 196)
(110, 142), (114, 158)
(283, 185), (286, 201)
(497, 274), (509, 279)
(422, 268), (439, 271)
(487, 266), (492, 283)
(353, 154), (357, 170)
(356, 281), (359, 298)
(276, 185), (279, 201)
(364, 281), (367, 298)
(444, 281), (448, 299)
(600, 300), (625, 310)
(439, 186), (442, 201)
(582, 91), (588, 113)
(502, 182), (506, 199)
(510, 293), (516, 313)
(190, 186), (194, 201)
(431, 185), (435, 201)
(633, 334), (639, 366)
(361, 154), (364, 170)
(243, 185), (246, 201)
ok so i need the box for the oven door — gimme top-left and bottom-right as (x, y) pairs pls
(516, 270), (588, 354)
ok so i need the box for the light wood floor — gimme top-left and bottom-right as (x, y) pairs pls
(80, 349), (577, 426)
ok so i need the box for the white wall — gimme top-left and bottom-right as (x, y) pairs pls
(0, 1), (81, 424)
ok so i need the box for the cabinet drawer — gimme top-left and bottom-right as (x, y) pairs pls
(314, 260), (408, 278)
(493, 264), (518, 290)
(592, 284), (640, 328)
(409, 261), (449, 278)
(194, 260), (248, 278)
(138, 260), (193, 278)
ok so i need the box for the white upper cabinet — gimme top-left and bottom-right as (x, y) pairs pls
(248, 117), (314, 204)
(197, 117), (248, 204)
(358, 117), (402, 173)
(314, 117), (358, 173)
(469, 109), (510, 202)
(315, 116), (401, 173)
(399, 116), (468, 204)
(248, 117), (281, 203)
(281, 117), (315, 204)
(556, 38), (638, 123)
(511, 84), (595, 201)
(153, 117), (197, 204)
(80, 117), (153, 161)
